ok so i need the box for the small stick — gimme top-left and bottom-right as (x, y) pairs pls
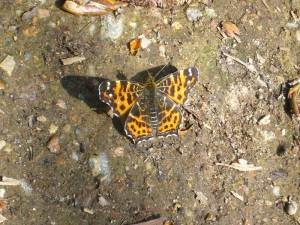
(222, 52), (258, 74)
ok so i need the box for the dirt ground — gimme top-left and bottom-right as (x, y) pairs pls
(0, 0), (300, 224)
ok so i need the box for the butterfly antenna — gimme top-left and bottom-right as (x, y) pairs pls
(153, 63), (170, 79)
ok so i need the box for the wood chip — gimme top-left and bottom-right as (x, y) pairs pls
(216, 162), (262, 171)
(132, 217), (168, 225)
(0, 176), (21, 186)
(83, 207), (94, 214)
(230, 191), (244, 201)
(0, 214), (7, 223)
(56, 99), (67, 109)
(0, 141), (6, 151)
(61, 56), (86, 65)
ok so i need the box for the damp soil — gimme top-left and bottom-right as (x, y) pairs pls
(0, 0), (300, 224)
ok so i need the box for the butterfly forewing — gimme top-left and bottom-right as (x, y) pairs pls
(156, 67), (199, 105)
(99, 80), (144, 117)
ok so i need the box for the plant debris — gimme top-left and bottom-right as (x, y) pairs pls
(216, 162), (262, 172)
(0, 177), (21, 186)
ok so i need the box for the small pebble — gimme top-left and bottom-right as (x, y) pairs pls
(46, 135), (61, 154)
(258, 115), (271, 125)
(101, 14), (123, 40)
(113, 147), (124, 157)
(24, 52), (31, 61)
(37, 115), (47, 122)
(265, 200), (273, 206)
(238, 158), (248, 165)
(272, 186), (280, 196)
(0, 189), (5, 198)
(269, 168), (288, 180)
(48, 124), (59, 134)
(62, 124), (71, 133)
(139, 34), (152, 49)
(285, 198), (298, 215)
(205, 7), (217, 18)
(186, 7), (203, 22)
(28, 115), (36, 128)
(99, 196), (110, 206)
(205, 213), (217, 222)
(88, 24), (96, 36)
(56, 99), (67, 109)
(20, 179), (33, 196)
(296, 30), (300, 43)
(0, 55), (16, 76)
(38, 8), (50, 18)
(89, 152), (111, 182)
(72, 151), (79, 161)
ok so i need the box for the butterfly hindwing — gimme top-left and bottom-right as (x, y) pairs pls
(124, 101), (153, 143)
(157, 94), (181, 137)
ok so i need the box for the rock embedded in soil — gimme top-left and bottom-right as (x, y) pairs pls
(285, 198), (298, 215)
(186, 7), (203, 22)
(46, 135), (61, 154)
(0, 55), (15, 76)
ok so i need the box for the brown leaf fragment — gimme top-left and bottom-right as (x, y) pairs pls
(221, 20), (240, 37)
(0, 200), (7, 213)
(129, 38), (141, 56)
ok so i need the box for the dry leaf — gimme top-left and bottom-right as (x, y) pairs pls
(221, 20), (240, 37)
(129, 38), (141, 56)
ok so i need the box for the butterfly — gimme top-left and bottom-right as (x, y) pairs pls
(99, 67), (199, 144)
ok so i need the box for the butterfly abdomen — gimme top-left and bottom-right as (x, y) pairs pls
(149, 109), (158, 136)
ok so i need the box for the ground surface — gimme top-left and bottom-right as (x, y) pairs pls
(0, 0), (300, 224)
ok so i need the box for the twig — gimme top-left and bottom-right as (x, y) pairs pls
(261, 0), (272, 15)
(222, 52), (258, 74)
(216, 162), (262, 171)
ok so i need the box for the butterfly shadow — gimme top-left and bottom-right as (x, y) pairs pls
(129, 64), (178, 83)
(60, 64), (178, 140)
